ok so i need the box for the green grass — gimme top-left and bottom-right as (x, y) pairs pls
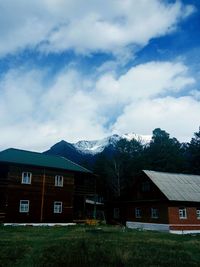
(0, 225), (200, 267)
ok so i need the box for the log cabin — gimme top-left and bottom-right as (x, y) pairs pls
(0, 148), (96, 223)
(110, 170), (200, 234)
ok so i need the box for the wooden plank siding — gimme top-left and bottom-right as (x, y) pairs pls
(168, 203), (200, 231)
(0, 162), (96, 223)
(0, 164), (8, 222)
(74, 174), (96, 196)
(1, 164), (75, 223)
(125, 202), (169, 224)
(107, 174), (169, 224)
(110, 171), (200, 233)
(0, 148), (96, 223)
(73, 173), (96, 220)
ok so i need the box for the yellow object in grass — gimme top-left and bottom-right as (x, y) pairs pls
(86, 219), (99, 225)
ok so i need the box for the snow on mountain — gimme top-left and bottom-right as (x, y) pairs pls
(73, 133), (151, 155)
(122, 133), (152, 143)
(73, 134), (121, 155)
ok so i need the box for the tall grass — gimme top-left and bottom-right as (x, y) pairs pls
(0, 226), (200, 267)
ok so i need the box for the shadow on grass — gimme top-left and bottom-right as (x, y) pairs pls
(33, 237), (198, 267)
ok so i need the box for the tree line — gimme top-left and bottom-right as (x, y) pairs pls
(93, 127), (200, 200)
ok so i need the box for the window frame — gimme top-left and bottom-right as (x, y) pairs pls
(179, 207), (187, 219)
(54, 201), (63, 214)
(196, 208), (200, 219)
(19, 200), (29, 213)
(21, 172), (32, 184)
(135, 207), (142, 218)
(151, 208), (159, 219)
(55, 175), (64, 187)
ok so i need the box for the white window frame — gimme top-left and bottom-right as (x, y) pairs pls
(19, 200), (29, 213)
(113, 208), (120, 219)
(55, 175), (63, 187)
(54, 201), (62, 213)
(135, 207), (141, 218)
(196, 208), (200, 219)
(151, 208), (159, 219)
(179, 207), (187, 219)
(21, 172), (32, 184)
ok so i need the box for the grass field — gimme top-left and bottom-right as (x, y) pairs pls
(0, 225), (200, 267)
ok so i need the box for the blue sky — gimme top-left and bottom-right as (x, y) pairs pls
(0, 0), (200, 151)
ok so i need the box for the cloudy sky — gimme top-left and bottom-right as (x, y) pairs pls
(0, 0), (200, 151)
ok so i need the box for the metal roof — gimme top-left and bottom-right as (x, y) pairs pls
(0, 148), (91, 173)
(143, 170), (200, 202)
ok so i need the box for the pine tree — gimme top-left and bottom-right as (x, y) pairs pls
(188, 127), (200, 174)
(144, 128), (184, 172)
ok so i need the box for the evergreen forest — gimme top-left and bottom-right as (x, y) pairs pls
(93, 127), (200, 200)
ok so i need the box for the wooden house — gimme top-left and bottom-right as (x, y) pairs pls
(0, 148), (96, 223)
(111, 170), (200, 234)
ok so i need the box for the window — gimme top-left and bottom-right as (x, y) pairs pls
(135, 208), (141, 218)
(54, 202), (62, 213)
(55, 175), (63, 187)
(19, 200), (29, 213)
(196, 208), (200, 219)
(21, 172), (32, 184)
(151, 208), (159, 219)
(113, 208), (119, 219)
(179, 207), (187, 219)
(142, 181), (150, 192)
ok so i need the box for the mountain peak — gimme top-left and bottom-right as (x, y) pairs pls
(73, 133), (151, 155)
(45, 132), (152, 165)
(73, 134), (120, 155)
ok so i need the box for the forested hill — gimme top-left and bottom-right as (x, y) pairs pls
(91, 127), (200, 199)
(45, 127), (200, 200)
(44, 133), (150, 167)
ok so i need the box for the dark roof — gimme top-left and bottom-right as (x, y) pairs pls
(0, 148), (91, 173)
(143, 170), (200, 202)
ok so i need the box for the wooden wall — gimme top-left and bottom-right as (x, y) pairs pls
(0, 163), (8, 222)
(4, 164), (75, 223)
(0, 163), (96, 223)
(108, 172), (200, 229)
(125, 202), (169, 224)
(73, 173), (96, 219)
(168, 202), (200, 230)
(107, 172), (169, 224)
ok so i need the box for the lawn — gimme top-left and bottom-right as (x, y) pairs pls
(0, 225), (200, 267)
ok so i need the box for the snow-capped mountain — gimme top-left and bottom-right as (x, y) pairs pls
(121, 133), (152, 143)
(73, 133), (151, 155)
(73, 134), (121, 155)
(44, 133), (151, 165)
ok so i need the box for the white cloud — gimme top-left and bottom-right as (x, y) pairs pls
(94, 61), (198, 142)
(0, 59), (198, 151)
(0, 67), (108, 151)
(95, 61), (195, 110)
(111, 96), (200, 142)
(0, 0), (195, 57)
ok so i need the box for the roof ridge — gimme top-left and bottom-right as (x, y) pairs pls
(143, 169), (198, 177)
(4, 148), (73, 161)
(143, 170), (200, 202)
(60, 156), (91, 173)
(3, 148), (46, 155)
(0, 148), (91, 173)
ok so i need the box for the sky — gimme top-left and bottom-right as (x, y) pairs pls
(0, 0), (200, 151)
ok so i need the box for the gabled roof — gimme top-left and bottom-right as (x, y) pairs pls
(143, 170), (200, 202)
(0, 148), (91, 173)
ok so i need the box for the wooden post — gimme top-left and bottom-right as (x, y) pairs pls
(40, 169), (46, 222)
